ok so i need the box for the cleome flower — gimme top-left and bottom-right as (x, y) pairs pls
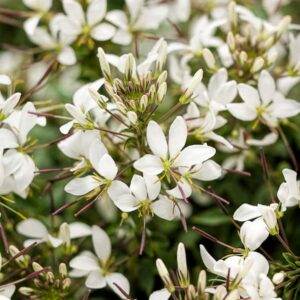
(16, 218), (91, 248)
(57, 0), (115, 46)
(227, 70), (300, 127)
(69, 225), (130, 299)
(108, 174), (181, 221)
(133, 116), (216, 200)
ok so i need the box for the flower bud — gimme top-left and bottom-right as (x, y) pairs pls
(239, 51), (248, 65)
(272, 272), (285, 284)
(177, 243), (188, 286)
(250, 57), (264, 73)
(127, 111), (138, 125)
(59, 263), (68, 278)
(125, 53), (137, 81)
(227, 32), (235, 51)
(62, 278), (72, 290)
(197, 270), (206, 294)
(157, 70), (167, 86)
(156, 259), (175, 292)
(89, 88), (107, 110)
(59, 222), (71, 248)
(180, 69), (203, 104)
(276, 16), (291, 39)
(19, 287), (34, 296)
(32, 262), (43, 272)
(203, 48), (216, 69)
(97, 47), (111, 81)
(139, 95), (148, 112)
(156, 40), (168, 73)
(157, 82), (167, 104)
(47, 271), (55, 284)
(228, 1), (238, 28)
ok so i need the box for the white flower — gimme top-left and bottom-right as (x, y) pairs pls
(277, 168), (300, 211)
(69, 226), (130, 299)
(184, 103), (232, 149)
(60, 79), (108, 134)
(200, 245), (272, 298)
(16, 218), (91, 248)
(23, 0), (52, 35)
(227, 70), (300, 126)
(58, 130), (102, 171)
(234, 203), (279, 238)
(58, 0), (115, 42)
(64, 139), (117, 197)
(193, 68), (237, 112)
(106, 0), (168, 45)
(134, 116), (216, 176)
(28, 16), (76, 66)
(109, 174), (180, 221)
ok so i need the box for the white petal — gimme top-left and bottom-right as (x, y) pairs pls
(240, 219), (269, 250)
(199, 245), (216, 272)
(233, 204), (261, 221)
(90, 23), (116, 41)
(238, 84), (260, 107)
(130, 175), (147, 200)
(63, 0), (85, 24)
(85, 270), (106, 289)
(147, 121), (168, 159)
(24, 15), (41, 36)
(126, 0), (142, 22)
(0, 129), (18, 148)
(0, 74), (11, 85)
(64, 176), (99, 196)
(23, 0), (52, 11)
(60, 120), (74, 134)
(168, 116), (187, 159)
(214, 81), (237, 105)
(227, 103), (257, 121)
(150, 288), (171, 300)
(258, 70), (275, 104)
(208, 68), (228, 97)
(133, 154), (164, 175)
(58, 46), (76, 66)
(246, 132), (278, 146)
(112, 194), (138, 212)
(47, 234), (63, 248)
(96, 154), (118, 180)
(87, 0), (106, 26)
(152, 197), (176, 221)
(89, 139), (108, 168)
(70, 253), (99, 271)
(108, 180), (131, 201)
(92, 225), (111, 262)
(16, 218), (48, 239)
(105, 10), (128, 29)
(144, 174), (161, 200)
(192, 160), (222, 181)
(69, 222), (92, 239)
(271, 99), (300, 118)
(2, 93), (21, 115)
(0, 284), (16, 298)
(174, 145), (216, 167)
(112, 29), (132, 45)
(106, 272), (130, 299)
(167, 178), (192, 199)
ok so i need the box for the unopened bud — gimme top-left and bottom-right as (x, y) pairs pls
(19, 287), (34, 296)
(228, 1), (238, 28)
(47, 271), (55, 284)
(59, 223), (71, 248)
(156, 259), (175, 292)
(32, 262), (43, 272)
(177, 243), (188, 286)
(62, 278), (72, 290)
(239, 51), (248, 65)
(97, 47), (111, 81)
(157, 70), (168, 86)
(127, 111), (138, 125)
(180, 69), (203, 104)
(267, 52), (278, 65)
(125, 53), (137, 81)
(59, 263), (68, 278)
(203, 48), (216, 69)
(89, 88), (107, 110)
(156, 40), (168, 73)
(157, 82), (167, 104)
(272, 272), (285, 284)
(251, 57), (264, 73)
(197, 270), (206, 294)
(227, 32), (235, 51)
(276, 16), (291, 39)
(139, 95), (148, 112)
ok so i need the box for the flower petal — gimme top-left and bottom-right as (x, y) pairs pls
(85, 270), (106, 289)
(90, 23), (116, 41)
(168, 116), (187, 159)
(96, 154), (118, 180)
(16, 218), (48, 239)
(64, 176), (99, 196)
(144, 174), (161, 201)
(87, 0), (106, 26)
(130, 175), (147, 200)
(133, 154), (164, 175)
(227, 103), (257, 121)
(106, 272), (130, 299)
(233, 204), (261, 221)
(147, 120), (168, 159)
(150, 288), (171, 300)
(258, 70), (275, 104)
(238, 83), (260, 107)
(92, 225), (111, 262)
